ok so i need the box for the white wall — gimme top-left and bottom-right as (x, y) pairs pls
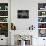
(11, 0), (46, 30)
(11, 0), (46, 46)
(11, 0), (38, 30)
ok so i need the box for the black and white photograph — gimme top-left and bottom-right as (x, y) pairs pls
(17, 10), (29, 18)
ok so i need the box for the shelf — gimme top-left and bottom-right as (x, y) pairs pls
(0, 10), (8, 11)
(38, 3), (46, 37)
(38, 16), (46, 17)
(38, 28), (46, 29)
(0, 3), (8, 37)
(38, 22), (46, 23)
(38, 10), (46, 11)
(0, 16), (8, 17)
(0, 22), (8, 23)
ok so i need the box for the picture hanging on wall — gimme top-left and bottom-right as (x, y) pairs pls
(17, 10), (29, 19)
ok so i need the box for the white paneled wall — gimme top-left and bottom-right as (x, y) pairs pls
(13, 0), (38, 30)
(11, 0), (46, 46)
(11, 31), (15, 45)
(11, 0), (46, 30)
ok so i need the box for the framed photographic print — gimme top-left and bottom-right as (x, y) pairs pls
(17, 10), (29, 19)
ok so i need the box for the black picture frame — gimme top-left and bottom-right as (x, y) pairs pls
(17, 10), (29, 19)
